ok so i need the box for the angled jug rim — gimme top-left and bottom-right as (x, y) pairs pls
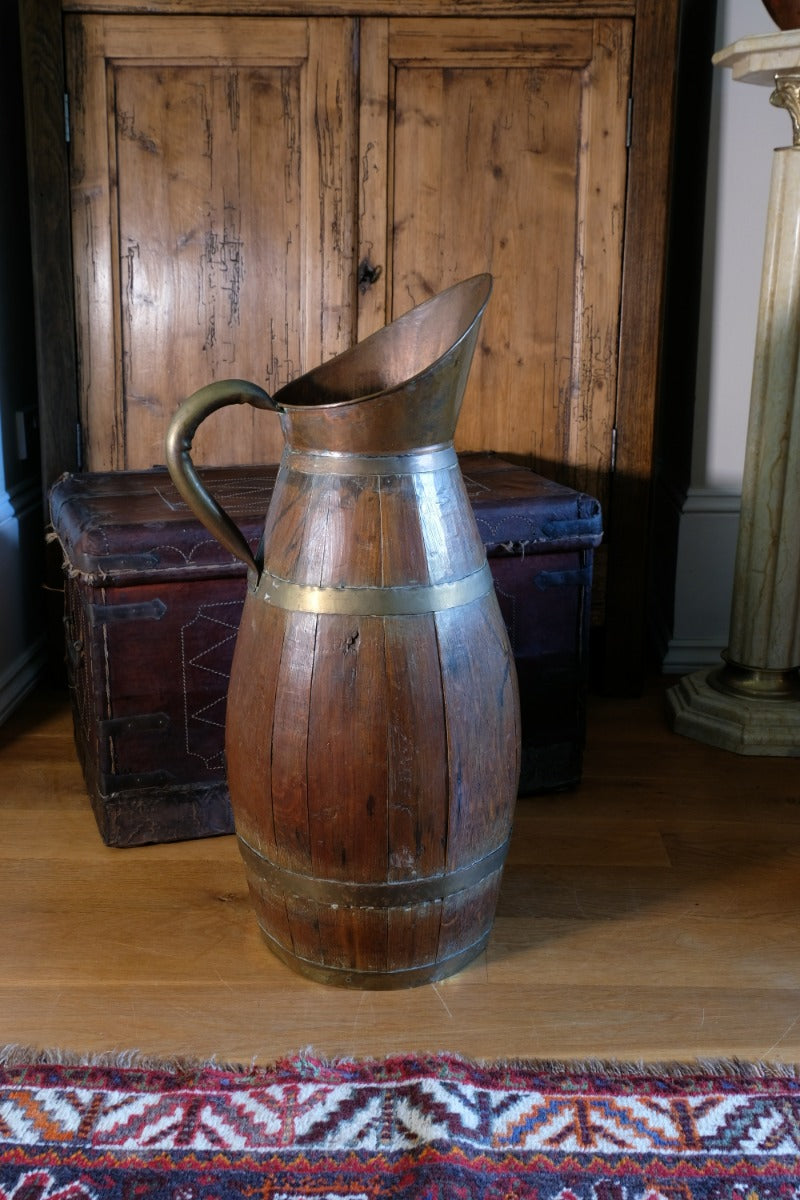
(273, 273), (492, 411)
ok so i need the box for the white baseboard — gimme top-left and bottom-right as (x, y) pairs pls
(662, 486), (741, 673)
(662, 639), (726, 674)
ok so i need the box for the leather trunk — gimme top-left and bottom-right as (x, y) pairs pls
(49, 452), (602, 846)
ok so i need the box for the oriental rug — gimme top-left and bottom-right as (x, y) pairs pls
(0, 1048), (799, 1200)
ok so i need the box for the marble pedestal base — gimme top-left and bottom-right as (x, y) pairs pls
(667, 34), (800, 758)
(667, 669), (800, 756)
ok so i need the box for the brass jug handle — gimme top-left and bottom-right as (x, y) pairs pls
(165, 379), (277, 573)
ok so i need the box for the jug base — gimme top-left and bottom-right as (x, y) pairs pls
(257, 924), (491, 990)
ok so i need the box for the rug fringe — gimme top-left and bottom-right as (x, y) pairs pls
(0, 1043), (798, 1080)
(0, 1045), (252, 1073)
(503, 1055), (800, 1080)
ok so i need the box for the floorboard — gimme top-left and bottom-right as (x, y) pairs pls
(2, 679), (799, 1064)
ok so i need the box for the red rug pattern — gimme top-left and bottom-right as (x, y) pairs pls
(1, 1051), (799, 1199)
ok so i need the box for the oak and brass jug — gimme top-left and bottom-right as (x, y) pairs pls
(165, 274), (520, 988)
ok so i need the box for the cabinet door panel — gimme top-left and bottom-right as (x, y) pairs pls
(361, 17), (631, 517)
(66, 15), (357, 470)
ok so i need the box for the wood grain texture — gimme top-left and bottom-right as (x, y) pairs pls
(63, 9), (629, 509)
(66, 13), (358, 470)
(62, 1), (636, 13)
(222, 450), (518, 983)
(357, 17), (390, 341)
(3, 678), (800, 1063)
(602, 0), (683, 693)
(385, 17), (629, 523)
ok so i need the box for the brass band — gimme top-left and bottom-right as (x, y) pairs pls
(257, 561), (494, 615)
(256, 925), (492, 990)
(282, 444), (458, 478)
(238, 835), (509, 907)
(709, 655), (800, 701)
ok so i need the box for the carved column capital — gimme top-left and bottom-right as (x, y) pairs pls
(770, 72), (800, 145)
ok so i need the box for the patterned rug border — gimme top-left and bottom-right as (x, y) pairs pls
(1, 1043), (798, 1081)
(4, 1043), (800, 1198)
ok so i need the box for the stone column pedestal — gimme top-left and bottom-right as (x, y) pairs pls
(668, 31), (800, 755)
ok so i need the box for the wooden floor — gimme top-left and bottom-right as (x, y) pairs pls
(2, 678), (799, 1066)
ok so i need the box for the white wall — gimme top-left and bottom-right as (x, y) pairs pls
(664, 0), (791, 671)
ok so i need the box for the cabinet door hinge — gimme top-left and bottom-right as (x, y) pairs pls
(64, 92), (71, 144)
(610, 426), (618, 473)
(76, 421), (83, 470)
(626, 95), (633, 149)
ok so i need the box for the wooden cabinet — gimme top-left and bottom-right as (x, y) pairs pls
(66, 10), (629, 514)
(21, 0), (687, 692)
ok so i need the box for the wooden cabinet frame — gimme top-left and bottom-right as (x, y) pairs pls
(19, 0), (685, 694)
